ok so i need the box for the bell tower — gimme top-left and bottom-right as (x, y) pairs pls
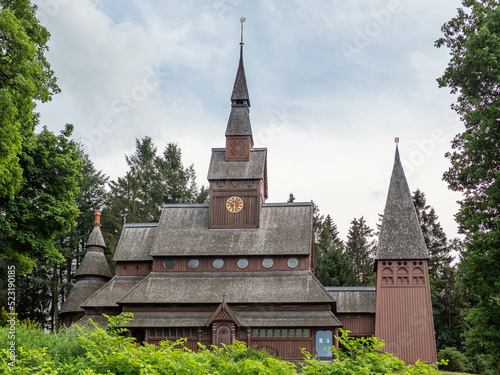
(374, 142), (437, 365)
(207, 18), (267, 229)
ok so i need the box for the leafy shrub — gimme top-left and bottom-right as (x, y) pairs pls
(0, 315), (444, 374)
(301, 329), (444, 375)
(438, 346), (466, 372)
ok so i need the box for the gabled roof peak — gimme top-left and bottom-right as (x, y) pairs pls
(376, 145), (429, 260)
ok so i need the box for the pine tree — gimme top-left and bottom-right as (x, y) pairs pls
(103, 137), (207, 253)
(345, 217), (376, 286)
(412, 189), (467, 351)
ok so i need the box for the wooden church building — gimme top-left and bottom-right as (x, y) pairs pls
(60, 32), (437, 364)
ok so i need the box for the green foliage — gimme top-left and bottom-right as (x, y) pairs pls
(0, 315), (443, 374)
(103, 137), (207, 253)
(314, 212), (357, 287)
(345, 216), (376, 286)
(436, 0), (500, 367)
(0, 0), (60, 200)
(0, 125), (82, 274)
(438, 347), (467, 372)
(412, 190), (468, 351)
(0, 323), (85, 367)
(301, 329), (443, 374)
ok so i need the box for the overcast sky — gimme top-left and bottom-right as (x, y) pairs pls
(33, 0), (464, 241)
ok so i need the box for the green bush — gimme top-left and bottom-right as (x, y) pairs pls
(0, 321), (85, 366)
(0, 315), (444, 374)
(438, 347), (467, 372)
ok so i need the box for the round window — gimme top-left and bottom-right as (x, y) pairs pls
(164, 259), (175, 269)
(213, 259), (224, 269)
(237, 258), (249, 269)
(188, 259), (199, 270)
(287, 257), (299, 268)
(262, 258), (274, 269)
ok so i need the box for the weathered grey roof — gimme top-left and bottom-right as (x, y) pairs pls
(122, 311), (213, 328)
(122, 310), (342, 328)
(150, 203), (313, 256)
(76, 314), (109, 330)
(230, 46), (250, 105)
(326, 288), (376, 313)
(376, 146), (429, 260)
(75, 250), (112, 279)
(81, 276), (144, 308)
(119, 271), (333, 305)
(86, 225), (106, 248)
(225, 105), (253, 139)
(207, 148), (266, 180)
(236, 310), (342, 327)
(114, 223), (157, 261)
(59, 279), (108, 314)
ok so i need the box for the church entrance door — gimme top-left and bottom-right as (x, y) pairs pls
(216, 325), (231, 347)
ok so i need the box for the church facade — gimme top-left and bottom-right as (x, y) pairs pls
(60, 40), (437, 364)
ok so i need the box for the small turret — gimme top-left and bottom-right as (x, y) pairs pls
(59, 211), (112, 326)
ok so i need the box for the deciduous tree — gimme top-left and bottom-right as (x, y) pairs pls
(436, 0), (500, 366)
(0, 0), (60, 199)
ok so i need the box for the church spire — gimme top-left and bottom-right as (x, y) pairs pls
(376, 143), (429, 260)
(225, 18), (253, 160)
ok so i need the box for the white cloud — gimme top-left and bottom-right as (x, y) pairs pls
(33, 0), (464, 241)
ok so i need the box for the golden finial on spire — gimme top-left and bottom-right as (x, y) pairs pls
(240, 17), (246, 45)
(395, 137), (400, 144)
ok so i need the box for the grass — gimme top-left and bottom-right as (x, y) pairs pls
(440, 372), (478, 375)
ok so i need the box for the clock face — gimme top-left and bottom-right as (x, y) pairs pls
(226, 196), (243, 213)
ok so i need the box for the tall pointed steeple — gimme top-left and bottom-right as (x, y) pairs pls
(207, 18), (268, 229)
(59, 211), (112, 326)
(225, 17), (253, 161)
(376, 144), (428, 260)
(374, 142), (437, 365)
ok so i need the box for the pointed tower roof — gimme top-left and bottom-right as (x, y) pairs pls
(86, 211), (106, 248)
(230, 47), (250, 105)
(376, 145), (429, 260)
(59, 212), (112, 318)
(225, 20), (253, 144)
(75, 211), (112, 279)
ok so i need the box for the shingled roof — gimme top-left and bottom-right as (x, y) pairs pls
(81, 276), (144, 308)
(376, 146), (429, 260)
(119, 271), (333, 305)
(225, 106), (253, 138)
(59, 279), (108, 314)
(114, 223), (157, 261)
(326, 287), (376, 313)
(123, 310), (342, 328)
(230, 46), (250, 105)
(86, 225), (106, 248)
(75, 250), (113, 279)
(207, 148), (266, 180)
(235, 311), (342, 327)
(150, 203), (313, 257)
(125, 311), (213, 328)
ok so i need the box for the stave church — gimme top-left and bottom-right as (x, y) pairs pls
(59, 24), (437, 364)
